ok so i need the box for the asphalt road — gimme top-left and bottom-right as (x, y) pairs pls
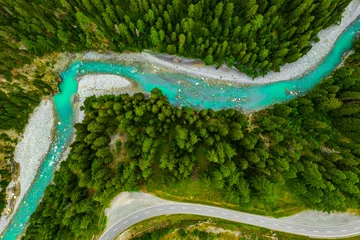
(100, 203), (360, 240)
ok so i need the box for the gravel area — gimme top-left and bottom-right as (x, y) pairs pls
(83, 0), (360, 85)
(0, 100), (54, 234)
(77, 74), (132, 98)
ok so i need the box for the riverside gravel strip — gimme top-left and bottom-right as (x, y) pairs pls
(0, 100), (54, 234)
(77, 74), (132, 98)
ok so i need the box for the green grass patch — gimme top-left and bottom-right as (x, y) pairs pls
(145, 177), (305, 218)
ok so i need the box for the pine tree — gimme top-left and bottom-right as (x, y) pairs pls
(136, 19), (145, 33)
(246, 0), (259, 21)
(149, 26), (159, 46)
(214, 2), (224, 19)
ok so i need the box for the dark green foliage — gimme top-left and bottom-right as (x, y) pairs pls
(115, 140), (122, 154)
(0, 87), (41, 131)
(254, 39), (360, 212)
(0, 0), (351, 78)
(0, 169), (11, 212)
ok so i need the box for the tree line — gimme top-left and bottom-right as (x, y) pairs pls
(23, 38), (360, 239)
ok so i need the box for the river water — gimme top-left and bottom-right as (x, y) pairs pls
(2, 17), (360, 240)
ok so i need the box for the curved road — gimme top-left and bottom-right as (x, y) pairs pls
(100, 203), (360, 240)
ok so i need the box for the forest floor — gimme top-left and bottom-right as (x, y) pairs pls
(0, 99), (54, 234)
(82, 0), (360, 86)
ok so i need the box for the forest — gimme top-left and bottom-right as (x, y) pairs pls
(23, 39), (360, 239)
(0, 0), (352, 78)
(0, 0), (353, 217)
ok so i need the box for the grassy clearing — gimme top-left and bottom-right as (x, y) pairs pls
(117, 125), (304, 218)
(119, 214), (360, 240)
(141, 137), (304, 219)
(144, 178), (305, 218)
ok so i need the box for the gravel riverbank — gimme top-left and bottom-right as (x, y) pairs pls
(0, 100), (54, 234)
(83, 0), (360, 85)
(78, 74), (132, 98)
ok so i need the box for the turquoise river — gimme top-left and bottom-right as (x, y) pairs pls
(2, 16), (360, 240)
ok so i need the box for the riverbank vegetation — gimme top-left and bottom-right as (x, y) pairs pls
(0, 0), (352, 79)
(24, 39), (360, 239)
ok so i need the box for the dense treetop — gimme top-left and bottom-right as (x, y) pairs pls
(24, 39), (360, 239)
(0, 0), (351, 78)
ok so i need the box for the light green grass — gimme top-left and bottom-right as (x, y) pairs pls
(144, 177), (305, 218)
